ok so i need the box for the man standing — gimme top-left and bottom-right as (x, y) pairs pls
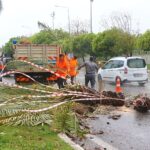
(69, 56), (78, 84)
(56, 54), (69, 89)
(78, 56), (98, 89)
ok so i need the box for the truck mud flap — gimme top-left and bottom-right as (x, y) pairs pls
(14, 72), (55, 84)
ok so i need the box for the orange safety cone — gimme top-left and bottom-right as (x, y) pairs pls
(115, 78), (122, 93)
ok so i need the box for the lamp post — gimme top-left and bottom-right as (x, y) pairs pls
(55, 5), (71, 35)
(90, 0), (94, 33)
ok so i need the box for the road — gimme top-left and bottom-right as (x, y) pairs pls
(84, 108), (150, 150)
(1, 68), (150, 97)
(76, 69), (150, 97)
(77, 69), (150, 150)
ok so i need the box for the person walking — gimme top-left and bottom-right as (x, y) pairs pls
(56, 54), (69, 89)
(78, 56), (98, 89)
(69, 56), (78, 84)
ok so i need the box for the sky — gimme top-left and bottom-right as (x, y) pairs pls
(0, 0), (150, 47)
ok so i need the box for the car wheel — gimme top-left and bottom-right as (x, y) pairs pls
(138, 82), (145, 86)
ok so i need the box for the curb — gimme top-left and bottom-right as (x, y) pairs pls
(58, 133), (84, 150)
(85, 134), (118, 150)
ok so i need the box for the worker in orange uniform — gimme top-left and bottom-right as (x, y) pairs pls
(69, 56), (78, 84)
(64, 52), (70, 72)
(56, 54), (69, 89)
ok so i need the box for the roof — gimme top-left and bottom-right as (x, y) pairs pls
(110, 56), (143, 61)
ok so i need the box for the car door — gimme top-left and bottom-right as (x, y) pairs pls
(126, 58), (148, 82)
(101, 60), (114, 81)
(109, 60), (125, 82)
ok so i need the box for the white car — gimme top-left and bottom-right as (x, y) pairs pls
(98, 57), (148, 86)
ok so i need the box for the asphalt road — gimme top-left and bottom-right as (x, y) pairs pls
(77, 69), (150, 150)
(85, 108), (150, 150)
(2, 70), (150, 97)
(76, 69), (150, 97)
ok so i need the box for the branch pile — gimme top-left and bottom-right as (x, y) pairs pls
(0, 83), (125, 126)
(133, 96), (150, 112)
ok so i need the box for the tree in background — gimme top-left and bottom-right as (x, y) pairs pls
(92, 28), (136, 60)
(71, 19), (89, 35)
(101, 12), (134, 34)
(3, 37), (31, 55)
(72, 33), (95, 61)
(30, 29), (69, 44)
(58, 38), (73, 53)
(137, 30), (150, 51)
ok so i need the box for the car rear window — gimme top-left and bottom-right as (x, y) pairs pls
(127, 59), (146, 68)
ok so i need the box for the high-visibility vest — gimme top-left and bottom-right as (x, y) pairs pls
(56, 59), (69, 78)
(69, 58), (78, 76)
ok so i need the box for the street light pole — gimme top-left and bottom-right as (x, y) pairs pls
(90, 0), (94, 33)
(67, 8), (71, 35)
(55, 5), (71, 35)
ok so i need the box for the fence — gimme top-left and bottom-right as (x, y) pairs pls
(133, 51), (150, 64)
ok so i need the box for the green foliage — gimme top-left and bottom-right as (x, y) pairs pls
(0, 86), (52, 126)
(52, 103), (85, 137)
(3, 27), (137, 59)
(2, 36), (31, 55)
(0, 125), (73, 150)
(30, 29), (69, 44)
(137, 30), (150, 51)
(93, 28), (136, 59)
(72, 33), (95, 58)
(58, 38), (73, 53)
(2, 37), (18, 55)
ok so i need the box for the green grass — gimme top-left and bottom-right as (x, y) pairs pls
(0, 125), (73, 150)
(0, 86), (73, 150)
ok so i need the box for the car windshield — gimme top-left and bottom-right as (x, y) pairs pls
(103, 60), (124, 69)
(127, 58), (146, 68)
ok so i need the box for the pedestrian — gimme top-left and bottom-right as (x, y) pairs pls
(56, 54), (69, 89)
(78, 56), (98, 89)
(69, 56), (78, 84)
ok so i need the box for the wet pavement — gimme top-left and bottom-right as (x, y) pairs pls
(85, 107), (150, 150)
(77, 69), (150, 150)
(76, 69), (150, 97)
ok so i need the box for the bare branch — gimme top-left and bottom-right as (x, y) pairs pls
(71, 19), (89, 35)
(101, 12), (134, 33)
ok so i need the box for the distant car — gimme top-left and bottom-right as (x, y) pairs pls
(98, 57), (148, 86)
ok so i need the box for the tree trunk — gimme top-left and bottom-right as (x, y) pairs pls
(82, 56), (85, 62)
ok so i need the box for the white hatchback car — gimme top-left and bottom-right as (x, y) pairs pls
(98, 57), (148, 85)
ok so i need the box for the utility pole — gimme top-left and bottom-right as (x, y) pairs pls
(51, 11), (55, 30)
(67, 8), (71, 35)
(90, 0), (94, 33)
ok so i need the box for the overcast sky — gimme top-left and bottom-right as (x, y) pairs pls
(0, 0), (150, 47)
